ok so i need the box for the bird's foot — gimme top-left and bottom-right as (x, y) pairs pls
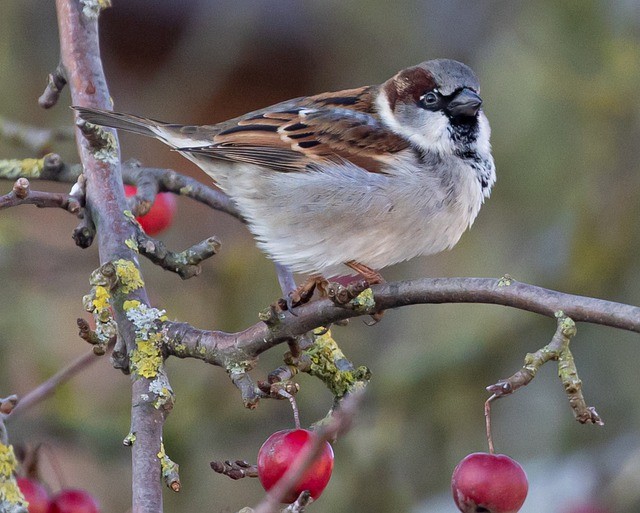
(283, 275), (329, 314)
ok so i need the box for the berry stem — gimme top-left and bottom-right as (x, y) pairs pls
(277, 388), (301, 430)
(289, 394), (301, 430)
(484, 394), (497, 455)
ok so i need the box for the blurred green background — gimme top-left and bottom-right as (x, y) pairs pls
(1, 1), (640, 512)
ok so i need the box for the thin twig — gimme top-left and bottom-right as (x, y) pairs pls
(0, 178), (82, 213)
(134, 229), (221, 279)
(38, 62), (67, 109)
(210, 460), (258, 480)
(8, 339), (115, 419)
(0, 154), (243, 221)
(123, 164), (242, 220)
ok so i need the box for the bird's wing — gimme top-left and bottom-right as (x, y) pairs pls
(179, 87), (410, 174)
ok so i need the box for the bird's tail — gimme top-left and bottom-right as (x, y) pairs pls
(72, 106), (169, 142)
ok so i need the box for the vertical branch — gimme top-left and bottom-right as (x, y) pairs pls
(54, 2), (168, 512)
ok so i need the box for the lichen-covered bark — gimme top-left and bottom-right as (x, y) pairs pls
(55, 2), (169, 512)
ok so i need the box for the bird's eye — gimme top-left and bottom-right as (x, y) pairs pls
(420, 91), (440, 108)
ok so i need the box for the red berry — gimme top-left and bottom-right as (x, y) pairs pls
(124, 185), (177, 235)
(16, 478), (50, 513)
(451, 452), (528, 513)
(49, 489), (100, 513)
(257, 429), (334, 503)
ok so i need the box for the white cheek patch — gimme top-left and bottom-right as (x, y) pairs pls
(410, 111), (454, 154)
(376, 92), (455, 154)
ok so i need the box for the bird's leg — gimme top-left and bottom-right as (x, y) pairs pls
(345, 261), (385, 323)
(344, 261), (385, 285)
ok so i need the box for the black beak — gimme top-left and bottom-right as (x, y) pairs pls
(447, 88), (483, 118)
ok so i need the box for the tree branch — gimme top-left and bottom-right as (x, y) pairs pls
(0, 154), (243, 221)
(0, 177), (82, 214)
(164, 276), (640, 374)
(123, 163), (242, 220)
(132, 228), (221, 279)
(54, 1), (167, 512)
(371, 276), (640, 332)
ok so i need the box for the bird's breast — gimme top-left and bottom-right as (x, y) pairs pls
(191, 154), (487, 276)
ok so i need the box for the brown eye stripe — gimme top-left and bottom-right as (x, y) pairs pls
(384, 66), (436, 110)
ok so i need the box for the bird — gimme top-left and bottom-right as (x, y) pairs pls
(74, 58), (495, 304)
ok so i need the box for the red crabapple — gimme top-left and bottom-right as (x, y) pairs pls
(257, 429), (334, 503)
(49, 489), (101, 513)
(451, 452), (528, 513)
(124, 185), (177, 235)
(16, 478), (50, 513)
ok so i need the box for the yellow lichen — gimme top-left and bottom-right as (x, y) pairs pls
(350, 288), (375, 311)
(20, 158), (45, 178)
(124, 301), (168, 379)
(80, 0), (112, 19)
(157, 442), (180, 491)
(0, 480), (27, 507)
(304, 329), (371, 398)
(123, 300), (141, 311)
(0, 443), (27, 508)
(123, 432), (136, 446)
(0, 444), (17, 478)
(125, 238), (139, 252)
(113, 259), (144, 293)
(0, 157), (46, 180)
(149, 375), (174, 410)
(498, 274), (514, 287)
(92, 285), (110, 311)
(130, 339), (162, 378)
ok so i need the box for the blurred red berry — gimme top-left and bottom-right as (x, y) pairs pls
(49, 489), (100, 513)
(124, 185), (177, 235)
(451, 452), (528, 513)
(257, 429), (334, 503)
(17, 478), (50, 513)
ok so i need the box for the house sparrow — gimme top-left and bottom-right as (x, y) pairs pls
(74, 59), (495, 287)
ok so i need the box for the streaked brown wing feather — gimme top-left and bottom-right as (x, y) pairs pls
(179, 86), (410, 174)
